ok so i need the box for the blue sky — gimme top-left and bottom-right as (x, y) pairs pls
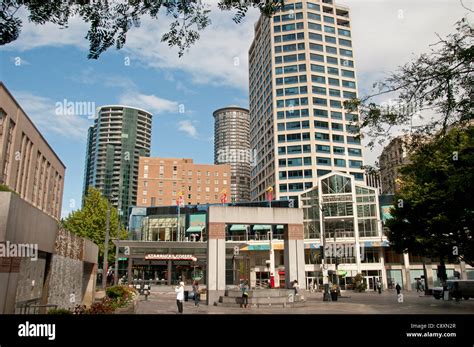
(0, 0), (468, 218)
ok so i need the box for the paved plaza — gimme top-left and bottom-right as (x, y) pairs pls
(135, 287), (474, 315)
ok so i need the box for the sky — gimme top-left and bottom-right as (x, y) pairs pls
(0, 0), (470, 218)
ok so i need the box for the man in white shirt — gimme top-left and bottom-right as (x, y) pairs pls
(175, 281), (185, 313)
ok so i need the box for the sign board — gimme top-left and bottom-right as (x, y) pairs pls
(145, 254), (197, 261)
(234, 246), (239, 256)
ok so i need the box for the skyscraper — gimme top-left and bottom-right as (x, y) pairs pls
(249, 0), (365, 201)
(213, 106), (251, 201)
(83, 105), (152, 223)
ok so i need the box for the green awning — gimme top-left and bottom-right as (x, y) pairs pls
(230, 224), (247, 232)
(253, 225), (272, 231)
(186, 226), (204, 233)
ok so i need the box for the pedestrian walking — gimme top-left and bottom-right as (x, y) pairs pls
(377, 280), (382, 294)
(240, 281), (249, 308)
(395, 283), (401, 295)
(192, 280), (200, 307)
(175, 281), (185, 314)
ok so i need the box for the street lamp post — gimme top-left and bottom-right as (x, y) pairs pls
(268, 229), (275, 288)
(320, 205), (330, 301)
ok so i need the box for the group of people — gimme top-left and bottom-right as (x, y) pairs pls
(175, 280), (201, 314)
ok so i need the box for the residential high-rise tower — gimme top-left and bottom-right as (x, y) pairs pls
(213, 106), (251, 201)
(83, 105), (152, 223)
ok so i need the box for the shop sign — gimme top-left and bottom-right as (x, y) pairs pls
(145, 254), (197, 261)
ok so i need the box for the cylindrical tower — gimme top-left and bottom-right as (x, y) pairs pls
(213, 106), (251, 202)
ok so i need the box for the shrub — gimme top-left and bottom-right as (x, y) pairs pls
(47, 308), (73, 315)
(106, 285), (137, 308)
(353, 273), (367, 292)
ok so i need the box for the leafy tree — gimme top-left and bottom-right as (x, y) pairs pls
(0, 0), (283, 58)
(61, 187), (126, 264)
(385, 127), (474, 267)
(344, 15), (473, 149)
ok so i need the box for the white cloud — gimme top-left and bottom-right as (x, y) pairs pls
(13, 91), (90, 140)
(122, 5), (259, 89)
(118, 92), (179, 115)
(178, 120), (199, 139)
(3, 8), (89, 51)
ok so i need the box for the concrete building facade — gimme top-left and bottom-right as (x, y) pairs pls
(249, 0), (365, 202)
(213, 106), (251, 202)
(0, 192), (98, 313)
(83, 105), (152, 223)
(379, 136), (411, 194)
(0, 83), (65, 220)
(137, 157), (231, 207)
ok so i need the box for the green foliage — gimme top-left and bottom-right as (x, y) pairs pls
(0, 184), (14, 192)
(61, 187), (126, 263)
(1, 0), (282, 58)
(353, 273), (367, 292)
(47, 308), (73, 315)
(344, 17), (473, 149)
(386, 127), (474, 266)
(106, 285), (137, 308)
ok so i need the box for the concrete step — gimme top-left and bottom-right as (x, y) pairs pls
(215, 301), (306, 308)
(225, 289), (295, 298)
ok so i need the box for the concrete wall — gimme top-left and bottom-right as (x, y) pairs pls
(208, 206), (303, 225)
(0, 192), (98, 313)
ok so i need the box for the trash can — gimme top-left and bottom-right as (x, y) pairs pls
(330, 291), (338, 301)
(184, 290), (189, 301)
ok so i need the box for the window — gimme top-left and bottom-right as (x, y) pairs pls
(317, 157), (331, 165)
(308, 31), (322, 40)
(343, 91), (357, 99)
(328, 78), (340, 86)
(329, 89), (340, 97)
(339, 28), (351, 37)
(307, 2), (320, 11)
(342, 80), (356, 89)
(333, 146), (345, 154)
(330, 100), (342, 108)
(314, 120), (329, 129)
(331, 111), (342, 119)
(326, 46), (337, 54)
(348, 148), (362, 156)
(340, 58), (354, 67)
(327, 56), (338, 65)
(340, 48), (353, 57)
(325, 35), (336, 44)
(347, 136), (361, 144)
(310, 43), (323, 52)
(315, 132), (330, 141)
(334, 158), (346, 167)
(331, 122), (344, 131)
(317, 169), (331, 176)
(311, 64), (324, 73)
(312, 75), (326, 84)
(324, 25), (335, 34)
(312, 86), (326, 95)
(324, 15), (335, 23)
(349, 160), (363, 168)
(332, 134), (344, 143)
(316, 145), (330, 153)
(308, 13), (321, 21)
(339, 38), (352, 47)
(314, 109), (328, 117)
(327, 67), (339, 75)
(310, 53), (324, 62)
(341, 69), (355, 78)
(287, 158), (303, 166)
(313, 97), (327, 106)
